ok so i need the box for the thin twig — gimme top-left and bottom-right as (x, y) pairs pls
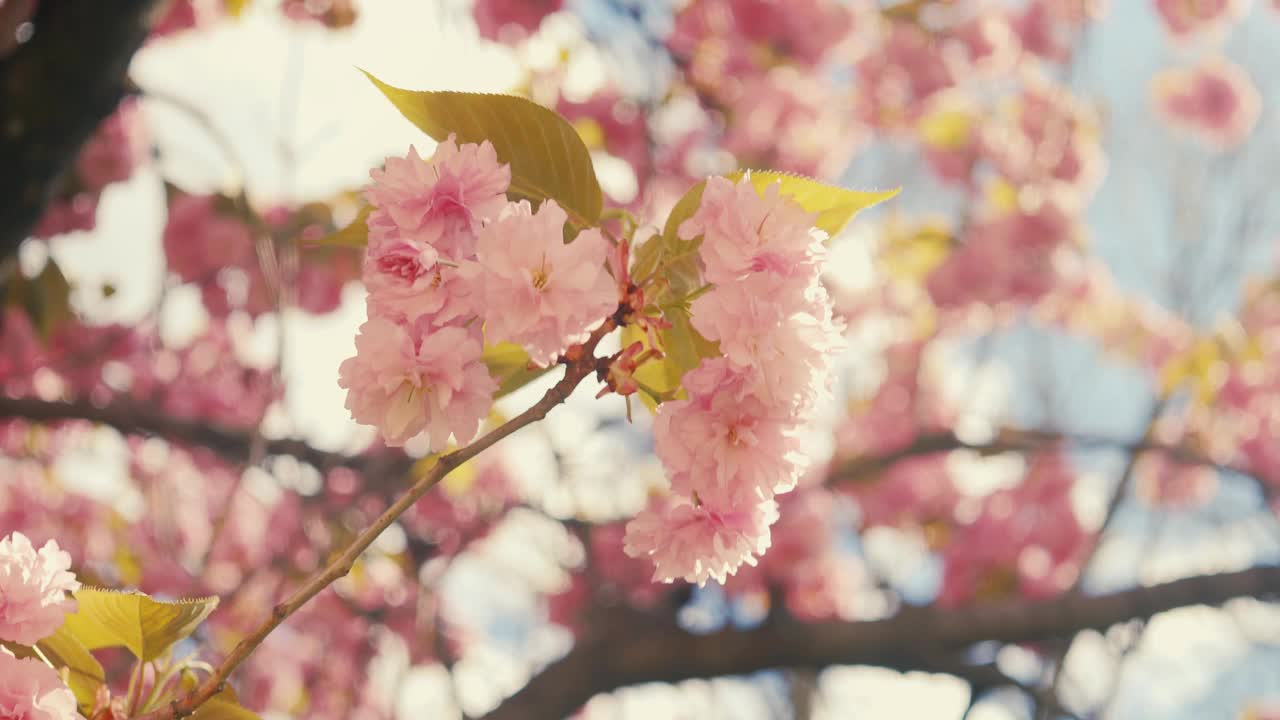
(134, 329), (606, 720)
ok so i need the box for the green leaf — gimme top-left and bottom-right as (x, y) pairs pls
(189, 690), (261, 720)
(2, 258), (73, 339)
(60, 588), (219, 662)
(312, 205), (371, 248)
(40, 626), (106, 708)
(4, 627), (105, 710)
(482, 342), (552, 400)
(362, 71), (603, 226)
(740, 171), (899, 236)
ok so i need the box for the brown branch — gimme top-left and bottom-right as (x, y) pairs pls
(135, 339), (603, 720)
(4, 394), (1261, 500)
(0, 0), (162, 258)
(482, 565), (1280, 720)
(829, 428), (1269, 499)
(0, 394), (406, 476)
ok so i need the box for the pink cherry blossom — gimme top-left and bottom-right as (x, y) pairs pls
(937, 451), (1089, 605)
(163, 194), (256, 284)
(623, 494), (778, 586)
(690, 272), (843, 408)
(720, 68), (865, 179)
(1011, 0), (1106, 61)
(363, 229), (474, 327)
(1152, 57), (1261, 151)
(678, 176), (825, 284)
(981, 76), (1105, 204)
(727, 489), (862, 620)
(926, 199), (1076, 309)
(855, 21), (956, 128)
(474, 200), (616, 366)
(655, 363), (804, 508)
(473, 0), (562, 43)
(0, 309), (44, 395)
(338, 316), (496, 450)
(0, 532), (80, 645)
(365, 138), (510, 261)
(31, 194), (98, 239)
(0, 649), (79, 720)
(1153, 0), (1248, 39)
(668, 0), (855, 81)
(75, 99), (147, 193)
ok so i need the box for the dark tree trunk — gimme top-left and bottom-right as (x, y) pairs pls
(0, 0), (161, 258)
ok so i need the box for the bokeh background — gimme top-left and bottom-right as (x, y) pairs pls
(4, 1), (1280, 718)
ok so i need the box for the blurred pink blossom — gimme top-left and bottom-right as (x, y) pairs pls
(1152, 56), (1261, 150)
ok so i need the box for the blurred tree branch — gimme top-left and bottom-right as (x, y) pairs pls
(0, 395), (1269, 501)
(0, 0), (161, 258)
(482, 565), (1280, 720)
(0, 394), (410, 477)
(829, 428), (1270, 501)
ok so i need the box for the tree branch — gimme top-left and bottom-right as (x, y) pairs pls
(135, 327), (607, 720)
(0, 0), (162, 257)
(3, 395), (1261, 501)
(829, 428), (1269, 500)
(482, 565), (1280, 720)
(0, 394), (404, 475)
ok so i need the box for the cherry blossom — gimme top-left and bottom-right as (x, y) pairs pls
(365, 138), (510, 261)
(623, 494), (778, 586)
(0, 649), (79, 720)
(678, 175), (825, 285)
(163, 194), (256, 285)
(0, 532), (80, 645)
(654, 362), (805, 508)
(338, 316), (495, 450)
(473, 200), (616, 367)
(1153, 0), (1249, 39)
(1152, 56), (1261, 150)
(473, 0), (562, 42)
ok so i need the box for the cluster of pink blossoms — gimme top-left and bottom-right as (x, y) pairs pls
(340, 137), (616, 449)
(624, 177), (844, 585)
(0, 532), (81, 720)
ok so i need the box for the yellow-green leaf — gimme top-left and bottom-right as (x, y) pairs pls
(41, 626), (105, 708)
(312, 205), (371, 248)
(739, 171), (898, 236)
(482, 342), (552, 400)
(4, 627), (104, 710)
(189, 690), (261, 720)
(60, 588), (219, 662)
(363, 72), (603, 226)
(2, 258), (73, 339)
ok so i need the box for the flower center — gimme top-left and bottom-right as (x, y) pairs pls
(726, 425), (743, 447)
(531, 256), (552, 291)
